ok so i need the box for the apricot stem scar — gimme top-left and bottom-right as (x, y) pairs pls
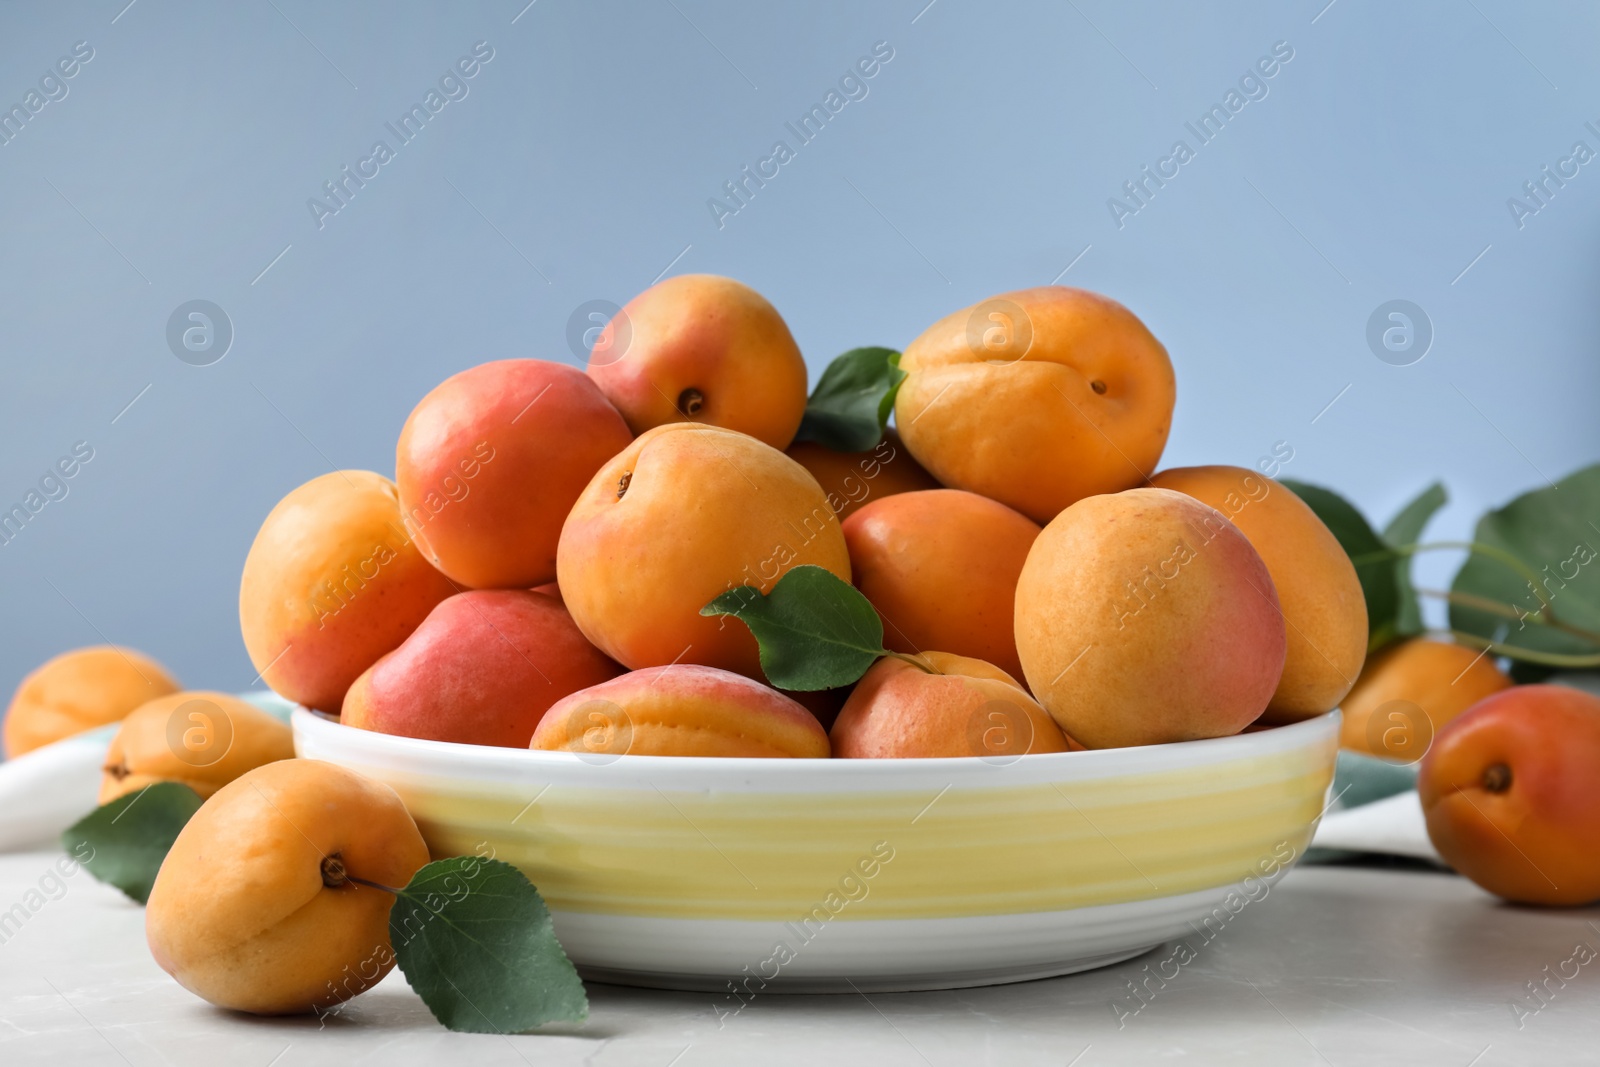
(1482, 763), (1512, 793)
(677, 388), (705, 416)
(616, 472), (631, 500)
(1090, 380), (1108, 395)
(320, 853), (400, 895)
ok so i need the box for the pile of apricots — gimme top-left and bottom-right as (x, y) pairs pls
(231, 277), (1378, 760)
(7, 275), (1600, 923)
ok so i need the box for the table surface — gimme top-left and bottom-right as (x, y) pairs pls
(2, 851), (1596, 1067)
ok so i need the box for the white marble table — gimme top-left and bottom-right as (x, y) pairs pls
(1, 850), (1595, 1066)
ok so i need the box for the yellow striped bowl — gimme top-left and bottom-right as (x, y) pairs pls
(293, 707), (1339, 993)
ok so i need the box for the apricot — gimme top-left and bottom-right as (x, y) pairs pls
(1149, 465), (1366, 721)
(4, 645), (179, 757)
(530, 665), (830, 757)
(239, 471), (457, 714)
(895, 286), (1175, 523)
(556, 423), (851, 678)
(1339, 638), (1512, 762)
(786, 429), (940, 522)
(1420, 685), (1600, 906)
(342, 589), (622, 748)
(146, 759), (430, 1014)
(843, 489), (1040, 681)
(586, 274), (809, 450)
(100, 692), (294, 804)
(831, 652), (1072, 759)
(1015, 488), (1286, 748)
(396, 359), (633, 589)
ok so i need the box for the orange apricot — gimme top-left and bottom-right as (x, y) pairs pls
(145, 759), (430, 1014)
(842, 489), (1040, 680)
(396, 359), (633, 589)
(831, 652), (1072, 759)
(530, 665), (830, 757)
(556, 423), (850, 679)
(4, 645), (179, 758)
(239, 470), (457, 714)
(1016, 488), (1286, 748)
(895, 286), (1175, 523)
(586, 274), (810, 450)
(1149, 465), (1367, 721)
(786, 429), (940, 522)
(1339, 637), (1512, 762)
(100, 692), (294, 804)
(1420, 685), (1600, 905)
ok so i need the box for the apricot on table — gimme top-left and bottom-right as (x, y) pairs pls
(1420, 684), (1600, 906)
(4, 645), (180, 758)
(100, 691), (294, 804)
(530, 665), (830, 758)
(843, 489), (1039, 681)
(557, 423), (851, 679)
(586, 274), (810, 450)
(396, 359), (633, 589)
(895, 286), (1176, 523)
(146, 759), (430, 1014)
(786, 429), (940, 522)
(1149, 465), (1367, 721)
(831, 652), (1073, 759)
(1339, 637), (1512, 762)
(342, 589), (622, 748)
(1015, 487), (1286, 748)
(239, 470), (457, 714)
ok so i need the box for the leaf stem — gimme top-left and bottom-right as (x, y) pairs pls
(1355, 540), (1558, 621)
(884, 650), (943, 674)
(1416, 588), (1600, 645)
(1442, 630), (1600, 668)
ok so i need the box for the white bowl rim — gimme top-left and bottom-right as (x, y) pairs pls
(291, 705), (1342, 793)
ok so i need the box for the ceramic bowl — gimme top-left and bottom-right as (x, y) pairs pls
(292, 707), (1339, 994)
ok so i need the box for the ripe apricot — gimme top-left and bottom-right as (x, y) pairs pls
(895, 286), (1175, 523)
(842, 489), (1040, 680)
(3, 645), (179, 757)
(586, 275), (810, 450)
(831, 652), (1072, 759)
(556, 423), (851, 679)
(1015, 488), (1286, 748)
(342, 589), (622, 748)
(146, 759), (430, 1014)
(1149, 465), (1366, 721)
(100, 692), (294, 804)
(530, 665), (830, 757)
(1339, 638), (1512, 762)
(396, 359), (633, 589)
(239, 471), (457, 713)
(1420, 685), (1600, 906)
(786, 429), (940, 522)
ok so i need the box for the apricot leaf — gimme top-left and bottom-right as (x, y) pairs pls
(701, 564), (885, 690)
(1383, 481), (1447, 637)
(1281, 480), (1402, 651)
(61, 783), (204, 904)
(1450, 463), (1600, 682)
(794, 347), (905, 452)
(391, 856), (587, 1034)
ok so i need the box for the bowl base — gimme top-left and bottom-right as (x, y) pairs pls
(578, 943), (1159, 995)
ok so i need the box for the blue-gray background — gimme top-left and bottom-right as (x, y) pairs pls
(1, 0), (1596, 699)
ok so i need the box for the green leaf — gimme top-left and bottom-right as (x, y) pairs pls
(701, 564), (886, 690)
(793, 347), (905, 452)
(60, 783), (205, 904)
(1383, 481), (1448, 637)
(1281, 480), (1401, 652)
(391, 856), (587, 1034)
(1450, 463), (1600, 682)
